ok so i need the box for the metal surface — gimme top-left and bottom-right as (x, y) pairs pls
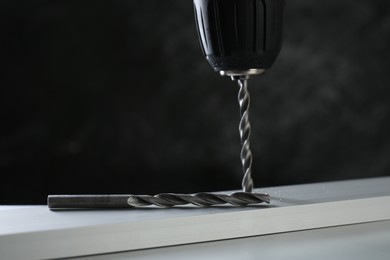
(2, 177), (390, 260)
(237, 78), (254, 192)
(219, 69), (266, 77)
(48, 192), (270, 209)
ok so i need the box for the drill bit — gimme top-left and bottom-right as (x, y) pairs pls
(47, 79), (269, 209)
(127, 192), (269, 207)
(48, 192), (270, 209)
(237, 77), (254, 193)
(47, 76), (270, 210)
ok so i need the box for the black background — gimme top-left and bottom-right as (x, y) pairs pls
(1, 0), (390, 204)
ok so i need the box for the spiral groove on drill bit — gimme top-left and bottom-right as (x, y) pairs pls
(237, 78), (254, 193)
(127, 192), (270, 207)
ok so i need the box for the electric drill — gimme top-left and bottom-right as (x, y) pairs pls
(194, 0), (285, 192)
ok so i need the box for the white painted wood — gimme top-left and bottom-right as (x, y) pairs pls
(74, 220), (390, 260)
(1, 177), (390, 260)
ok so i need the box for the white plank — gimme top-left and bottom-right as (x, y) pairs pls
(74, 220), (390, 260)
(1, 177), (390, 260)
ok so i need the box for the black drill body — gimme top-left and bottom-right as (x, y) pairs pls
(193, 0), (285, 74)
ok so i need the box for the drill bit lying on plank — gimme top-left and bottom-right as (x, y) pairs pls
(47, 78), (268, 210)
(48, 192), (270, 210)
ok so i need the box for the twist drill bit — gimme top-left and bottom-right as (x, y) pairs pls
(46, 77), (271, 210)
(237, 77), (254, 193)
(128, 192), (269, 207)
(48, 192), (270, 209)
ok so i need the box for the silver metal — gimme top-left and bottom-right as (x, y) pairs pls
(47, 192), (270, 209)
(220, 69), (266, 77)
(127, 192), (270, 207)
(237, 78), (254, 193)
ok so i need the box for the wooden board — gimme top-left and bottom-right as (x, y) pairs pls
(74, 220), (390, 260)
(1, 177), (390, 260)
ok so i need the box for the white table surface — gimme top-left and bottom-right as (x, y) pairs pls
(1, 177), (390, 259)
(75, 220), (390, 260)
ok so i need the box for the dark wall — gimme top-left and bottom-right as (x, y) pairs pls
(1, 0), (390, 204)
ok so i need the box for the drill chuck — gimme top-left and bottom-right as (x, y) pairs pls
(193, 0), (285, 77)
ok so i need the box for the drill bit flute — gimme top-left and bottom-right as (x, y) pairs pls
(48, 0), (284, 210)
(238, 77), (254, 193)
